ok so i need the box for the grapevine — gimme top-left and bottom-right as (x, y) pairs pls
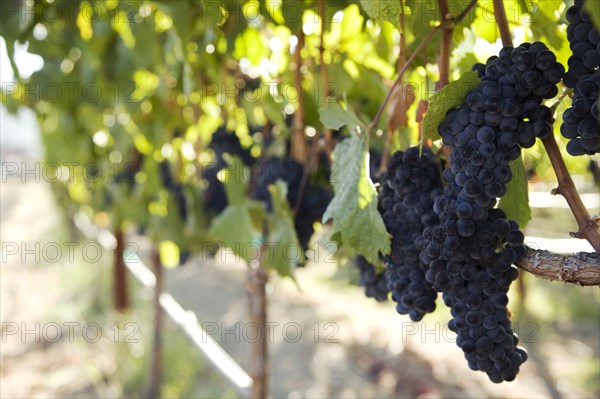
(2, 0), (599, 395)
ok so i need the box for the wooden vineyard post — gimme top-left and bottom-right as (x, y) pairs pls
(247, 243), (269, 398)
(114, 228), (129, 312)
(146, 247), (164, 399)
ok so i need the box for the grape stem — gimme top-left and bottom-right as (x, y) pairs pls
(319, 0), (333, 164)
(516, 247), (600, 286)
(549, 88), (573, 114)
(492, 0), (512, 47)
(437, 0), (452, 89)
(247, 239), (269, 398)
(542, 136), (600, 251)
(493, 0), (600, 252)
(146, 247), (164, 398)
(113, 228), (129, 312)
(291, 29), (307, 162)
(378, 0), (409, 175)
(294, 0), (331, 214)
(367, 0), (478, 133)
(435, 0), (454, 162)
(368, 30), (436, 133)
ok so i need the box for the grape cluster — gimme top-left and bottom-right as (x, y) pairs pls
(203, 165), (228, 214)
(208, 126), (255, 166)
(423, 208), (527, 382)
(203, 128), (332, 253)
(423, 43), (562, 382)
(562, 0), (600, 155)
(252, 157), (304, 208)
(251, 157), (332, 252)
(565, 0), (600, 86)
(378, 146), (443, 322)
(353, 255), (389, 302)
(294, 185), (331, 250)
(465, 42), (563, 144)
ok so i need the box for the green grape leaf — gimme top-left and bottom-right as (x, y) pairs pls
(518, 0), (562, 49)
(322, 131), (390, 269)
(473, 6), (498, 43)
(209, 156), (262, 262)
(159, 1), (192, 44)
(319, 102), (363, 130)
(452, 0), (478, 28)
(264, 181), (304, 278)
(498, 157), (531, 228)
(421, 71), (481, 144)
(221, 155), (248, 206)
(406, 0), (440, 60)
(210, 205), (259, 262)
(281, 0), (304, 31)
(340, 4), (365, 41)
(360, 0), (401, 29)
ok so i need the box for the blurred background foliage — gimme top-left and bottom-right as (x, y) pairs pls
(2, 0), (597, 264)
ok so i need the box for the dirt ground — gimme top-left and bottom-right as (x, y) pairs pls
(0, 179), (109, 398)
(1, 174), (599, 398)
